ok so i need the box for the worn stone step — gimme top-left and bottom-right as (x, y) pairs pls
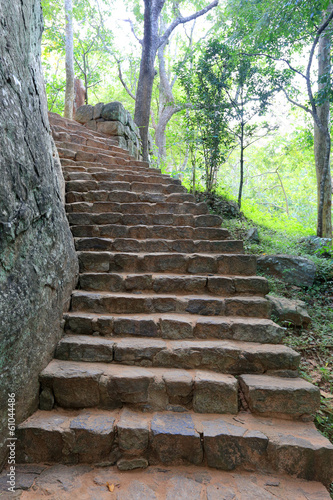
(16, 408), (333, 486)
(56, 140), (131, 160)
(64, 170), (182, 185)
(57, 147), (132, 166)
(63, 165), (153, 176)
(74, 237), (243, 254)
(66, 180), (187, 195)
(77, 251), (256, 275)
(66, 190), (195, 204)
(64, 312), (285, 344)
(38, 359), (239, 413)
(71, 224), (230, 241)
(50, 122), (119, 147)
(54, 336), (299, 377)
(239, 374), (320, 420)
(67, 213), (219, 228)
(70, 290), (271, 319)
(66, 201), (210, 217)
(78, 273), (267, 297)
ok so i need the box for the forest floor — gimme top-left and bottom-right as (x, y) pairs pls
(196, 192), (333, 453)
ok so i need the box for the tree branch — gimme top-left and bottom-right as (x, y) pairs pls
(159, 0), (218, 48)
(279, 86), (312, 115)
(124, 18), (143, 45)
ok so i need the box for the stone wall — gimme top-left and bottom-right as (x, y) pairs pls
(75, 102), (142, 159)
(0, 0), (78, 467)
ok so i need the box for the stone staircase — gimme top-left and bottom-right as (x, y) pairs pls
(16, 112), (333, 488)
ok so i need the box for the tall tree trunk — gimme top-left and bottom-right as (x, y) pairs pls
(134, 0), (162, 161)
(64, 0), (75, 119)
(134, 0), (218, 162)
(314, 13), (332, 237)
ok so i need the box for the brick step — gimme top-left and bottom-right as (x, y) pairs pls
(16, 408), (333, 486)
(66, 180), (187, 195)
(78, 273), (267, 297)
(74, 237), (243, 253)
(70, 290), (271, 318)
(77, 252), (256, 276)
(71, 224), (229, 240)
(67, 213), (219, 229)
(66, 202), (210, 217)
(56, 140), (131, 160)
(66, 190), (195, 204)
(64, 312), (285, 344)
(54, 336), (300, 379)
(64, 170), (182, 185)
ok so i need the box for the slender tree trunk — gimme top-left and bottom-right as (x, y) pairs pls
(64, 0), (75, 119)
(238, 121), (244, 208)
(314, 18), (332, 237)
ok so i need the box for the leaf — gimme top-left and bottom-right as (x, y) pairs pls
(106, 482), (115, 492)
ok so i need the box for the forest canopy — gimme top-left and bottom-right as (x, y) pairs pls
(41, 0), (333, 238)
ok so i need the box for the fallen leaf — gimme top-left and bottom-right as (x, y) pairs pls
(106, 482), (115, 492)
(320, 390), (333, 399)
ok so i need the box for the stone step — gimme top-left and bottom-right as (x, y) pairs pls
(61, 156), (150, 169)
(67, 213), (219, 228)
(71, 224), (230, 241)
(16, 408), (333, 486)
(66, 180), (187, 195)
(65, 202), (211, 217)
(62, 162), (153, 174)
(77, 251), (256, 276)
(74, 237), (243, 253)
(70, 290), (271, 318)
(50, 121), (119, 147)
(38, 359), (238, 413)
(78, 273), (267, 297)
(66, 190), (195, 204)
(62, 165), (160, 177)
(64, 312), (285, 344)
(64, 170), (182, 185)
(54, 336), (299, 377)
(56, 140), (131, 160)
(239, 374), (320, 420)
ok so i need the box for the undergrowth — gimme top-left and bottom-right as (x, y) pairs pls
(197, 191), (333, 455)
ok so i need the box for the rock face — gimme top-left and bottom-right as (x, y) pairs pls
(0, 0), (78, 468)
(268, 296), (311, 328)
(257, 255), (316, 287)
(75, 102), (142, 159)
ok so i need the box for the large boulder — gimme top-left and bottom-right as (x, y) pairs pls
(268, 296), (311, 328)
(0, 0), (78, 468)
(257, 254), (316, 287)
(75, 104), (94, 124)
(101, 101), (127, 125)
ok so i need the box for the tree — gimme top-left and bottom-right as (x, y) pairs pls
(226, 0), (333, 236)
(134, 0), (219, 161)
(178, 41), (236, 192)
(64, 0), (75, 119)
